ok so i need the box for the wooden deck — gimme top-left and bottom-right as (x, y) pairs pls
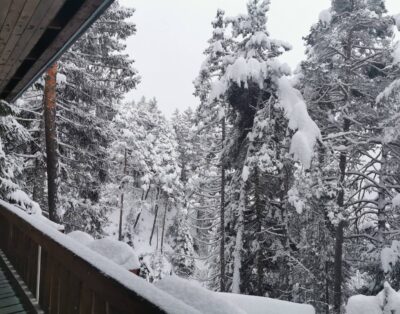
(0, 258), (31, 313)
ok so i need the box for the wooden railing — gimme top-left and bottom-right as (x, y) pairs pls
(0, 203), (167, 314)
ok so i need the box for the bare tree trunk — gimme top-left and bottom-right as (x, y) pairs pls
(220, 116), (226, 292)
(118, 148), (127, 241)
(43, 63), (59, 223)
(32, 118), (47, 211)
(149, 188), (160, 245)
(160, 199), (168, 253)
(254, 167), (263, 296)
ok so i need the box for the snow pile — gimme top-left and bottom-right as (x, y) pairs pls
(87, 238), (140, 270)
(156, 276), (315, 314)
(0, 200), (199, 314)
(385, 282), (400, 313)
(33, 214), (65, 231)
(376, 79), (400, 103)
(346, 290), (385, 314)
(156, 276), (246, 314)
(381, 240), (400, 273)
(277, 77), (321, 168)
(57, 73), (67, 85)
(6, 191), (64, 231)
(395, 14), (400, 31)
(393, 43), (400, 64)
(7, 189), (41, 215)
(217, 292), (315, 314)
(393, 194), (400, 207)
(376, 42), (400, 102)
(225, 57), (269, 89)
(346, 282), (400, 314)
(288, 187), (305, 214)
(67, 230), (94, 245)
(319, 9), (332, 25)
(209, 57), (290, 100)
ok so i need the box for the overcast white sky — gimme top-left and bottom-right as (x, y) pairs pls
(119, 0), (400, 116)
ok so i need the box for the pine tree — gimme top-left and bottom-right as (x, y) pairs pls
(300, 0), (396, 310)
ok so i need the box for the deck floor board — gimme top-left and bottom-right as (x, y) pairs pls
(0, 264), (30, 313)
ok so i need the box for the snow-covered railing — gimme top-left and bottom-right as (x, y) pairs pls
(0, 201), (198, 314)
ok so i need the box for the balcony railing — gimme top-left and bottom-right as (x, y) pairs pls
(0, 200), (195, 314)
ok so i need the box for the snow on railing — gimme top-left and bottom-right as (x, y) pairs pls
(0, 200), (198, 314)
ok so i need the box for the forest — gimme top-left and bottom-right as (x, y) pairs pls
(1, 0), (400, 313)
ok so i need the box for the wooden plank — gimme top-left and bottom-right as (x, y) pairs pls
(49, 261), (61, 314)
(0, 1), (12, 32)
(78, 284), (93, 314)
(0, 296), (21, 307)
(3, 0), (108, 101)
(0, 303), (25, 314)
(58, 265), (70, 314)
(0, 292), (15, 300)
(0, 0), (25, 57)
(0, 0), (66, 92)
(0, 0), (41, 65)
(66, 272), (81, 314)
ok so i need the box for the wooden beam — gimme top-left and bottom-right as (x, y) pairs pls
(0, 0), (66, 92)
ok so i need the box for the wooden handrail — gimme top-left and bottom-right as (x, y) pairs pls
(0, 202), (185, 314)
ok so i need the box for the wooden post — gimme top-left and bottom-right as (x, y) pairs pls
(43, 63), (59, 223)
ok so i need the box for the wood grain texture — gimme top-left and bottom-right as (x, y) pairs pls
(0, 205), (167, 314)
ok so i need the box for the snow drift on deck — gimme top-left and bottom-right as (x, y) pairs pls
(346, 282), (400, 314)
(156, 276), (315, 314)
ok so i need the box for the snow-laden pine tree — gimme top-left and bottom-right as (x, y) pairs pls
(300, 0), (397, 310)
(192, 8), (232, 291)
(0, 100), (40, 213)
(104, 98), (195, 280)
(19, 2), (139, 234)
(208, 0), (320, 296)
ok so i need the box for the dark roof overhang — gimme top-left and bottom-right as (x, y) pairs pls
(0, 0), (114, 102)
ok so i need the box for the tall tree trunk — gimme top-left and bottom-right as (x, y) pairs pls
(32, 118), (47, 211)
(160, 199), (168, 253)
(118, 148), (127, 241)
(254, 167), (263, 296)
(232, 181), (245, 294)
(43, 63), (59, 222)
(220, 116), (226, 292)
(333, 32), (353, 312)
(333, 118), (350, 313)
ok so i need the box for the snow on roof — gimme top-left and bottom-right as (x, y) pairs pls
(67, 230), (94, 246)
(156, 275), (316, 314)
(87, 238), (140, 270)
(0, 200), (200, 314)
